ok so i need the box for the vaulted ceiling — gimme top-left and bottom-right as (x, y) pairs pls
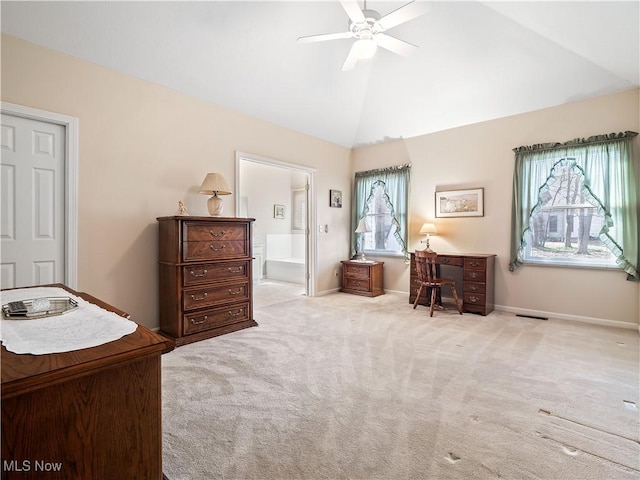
(2, 1), (638, 148)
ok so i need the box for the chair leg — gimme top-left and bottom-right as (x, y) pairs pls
(413, 285), (423, 309)
(451, 286), (463, 314)
(429, 287), (436, 317)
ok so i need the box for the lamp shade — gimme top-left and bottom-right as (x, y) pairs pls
(419, 223), (438, 235)
(355, 218), (371, 233)
(198, 173), (231, 195)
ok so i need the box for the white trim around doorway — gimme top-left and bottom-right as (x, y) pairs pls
(235, 151), (317, 297)
(1, 102), (79, 289)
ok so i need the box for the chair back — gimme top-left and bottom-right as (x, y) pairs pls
(414, 250), (438, 284)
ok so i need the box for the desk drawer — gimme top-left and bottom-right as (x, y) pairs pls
(464, 270), (485, 282)
(183, 281), (249, 310)
(464, 291), (486, 307)
(183, 260), (249, 286)
(464, 257), (486, 271)
(183, 302), (249, 335)
(438, 256), (464, 267)
(464, 281), (486, 294)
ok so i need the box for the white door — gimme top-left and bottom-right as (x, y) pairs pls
(1, 113), (66, 288)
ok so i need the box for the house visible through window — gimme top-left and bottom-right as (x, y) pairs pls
(510, 131), (638, 279)
(525, 161), (616, 267)
(361, 182), (403, 254)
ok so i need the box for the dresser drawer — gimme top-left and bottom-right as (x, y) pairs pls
(464, 281), (486, 294)
(464, 257), (487, 271)
(183, 260), (249, 286)
(183, 240), (247, 261)
(183, 302), (250, 335)
(344, 276), (370, 291)
(183, 281), (249, 310)
(183, 222), (246, 242)
(463, 291), (486, 307)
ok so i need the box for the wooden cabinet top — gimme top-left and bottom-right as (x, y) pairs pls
(1, 284), (174, 399)
(156, 215), (255, 222)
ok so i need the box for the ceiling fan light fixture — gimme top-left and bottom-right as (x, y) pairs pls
(353, 38), (377, 60)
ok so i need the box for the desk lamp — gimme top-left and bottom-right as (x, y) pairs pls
(419, 223), (438, 252)
(199, 173), (232, 216)
(354, 217), (371, 261)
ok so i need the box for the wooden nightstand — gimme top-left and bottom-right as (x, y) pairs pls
(340, 260), (384, 297)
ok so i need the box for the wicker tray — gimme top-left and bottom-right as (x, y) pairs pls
(2, 297), (79, 320)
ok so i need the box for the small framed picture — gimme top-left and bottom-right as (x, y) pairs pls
(435, 188), (484, 217)
(330, 189), (342, 208)
(274, 204), (285, 219)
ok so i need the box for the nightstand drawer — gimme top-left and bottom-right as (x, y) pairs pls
(184, 222), (246, 242)
(343, 263), (372, 278)
(183, 282), (249, 310)
(344, 276), (370, 291)
(183, 302), (249, 335)
(183, 240), (247, 261)
(183, 260), (249, 286)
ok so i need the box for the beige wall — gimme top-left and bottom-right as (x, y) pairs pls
(352, 88), (640, 326)
(1, 35), (352, 329)
(2, 34), (638, 328)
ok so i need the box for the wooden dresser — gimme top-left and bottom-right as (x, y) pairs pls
(1, 285), (173, 480)
(340, 260), (384, 297)
(410, 252), (496, 315)
(157, 216), (257, 346)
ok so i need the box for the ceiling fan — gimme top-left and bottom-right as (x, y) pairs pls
(297, 0), (430, 71)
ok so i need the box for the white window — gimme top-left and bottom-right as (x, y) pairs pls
(361, 183), (403, 254)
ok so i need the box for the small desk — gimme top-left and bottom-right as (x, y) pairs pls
(410, 252), (496, 315)
(1, 284), (174, 480)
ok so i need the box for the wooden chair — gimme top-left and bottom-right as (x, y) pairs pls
(412, 250), (463, 317)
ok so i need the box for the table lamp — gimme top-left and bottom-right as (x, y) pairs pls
(354, 217), (371, 261)
(419, 222), (438, 252)
(198, 173), (232, 216)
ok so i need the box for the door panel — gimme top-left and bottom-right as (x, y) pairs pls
(0, 114), (65, 288)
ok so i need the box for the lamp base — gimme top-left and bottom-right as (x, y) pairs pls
(421, 238), (434, 252)
(207, 194), (224, 216)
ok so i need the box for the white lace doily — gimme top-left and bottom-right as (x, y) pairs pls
(0, 286), (138, 355)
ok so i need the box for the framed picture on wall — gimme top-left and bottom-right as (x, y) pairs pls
(274, 204), (285, 219)
(330, 189), (342, 208)
(435, 188), (484, 217)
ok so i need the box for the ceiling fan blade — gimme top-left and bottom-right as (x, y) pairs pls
(298, 31), (353, 44)
(340, 0), (366, 24)
(378, 1), (431, 30)
(376, 33), (418, 56)
(341, 42), (360, 71)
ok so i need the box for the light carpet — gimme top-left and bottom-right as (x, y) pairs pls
(162, 287), (639, 480)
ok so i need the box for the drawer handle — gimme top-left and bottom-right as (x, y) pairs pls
(190, 292), (208, 301)
(189, 269), (208, 277)
(228, 309), (243, 317)
(228, 267), (243, 273)
(210, 244), (226, 251)
(469, 272), (480, 279)
(470, 261), (480, 268)
(469, 284), (479, 291)
(191, 315), (208, 325)
(209, 230), (227, 237)
(468, 295), (478, 303)
(441, 258), (450, 264)
(228, 288), (243, 296)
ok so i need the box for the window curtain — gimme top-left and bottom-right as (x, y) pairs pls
(509, 131), (639, 280)
(351, 164), (411, 260)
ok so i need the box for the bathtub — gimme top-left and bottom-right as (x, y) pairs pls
(265, 234), (305, 284)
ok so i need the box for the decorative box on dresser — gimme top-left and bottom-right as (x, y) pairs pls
(410, 252), (496, 315)
(157, 216), (257, 346)
(340, 260), (384, 297)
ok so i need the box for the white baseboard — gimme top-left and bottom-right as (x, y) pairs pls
(316, 287), (341, 296)
(494, 304), (638, 331)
